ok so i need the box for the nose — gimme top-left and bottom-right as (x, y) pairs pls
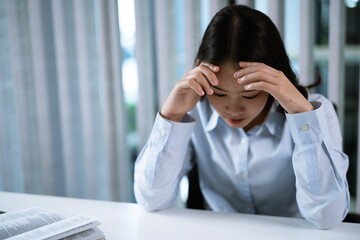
(225, 98), (245, 115)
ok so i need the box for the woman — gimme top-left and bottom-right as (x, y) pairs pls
(134, 5), (349, 229)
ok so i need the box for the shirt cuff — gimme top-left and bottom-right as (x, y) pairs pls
(148, 113), (196, 149)
(286, 101), (328, 145)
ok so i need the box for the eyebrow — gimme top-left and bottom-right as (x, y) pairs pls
(212, 85), (256, 93)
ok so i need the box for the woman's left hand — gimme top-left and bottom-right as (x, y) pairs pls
(234, 62), (313, 114)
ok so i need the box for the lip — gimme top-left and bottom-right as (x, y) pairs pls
(227, 117), (245, 125)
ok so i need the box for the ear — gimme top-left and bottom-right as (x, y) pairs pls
(195, 58), (201, 66)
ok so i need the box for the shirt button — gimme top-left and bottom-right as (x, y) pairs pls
(300, 124), (310, 131)
(241, 138), (248, 144)
(240, 172), (248, 180)
(159, 129), (167, 136)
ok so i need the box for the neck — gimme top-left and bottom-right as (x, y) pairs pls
(244, 96), (274, 132)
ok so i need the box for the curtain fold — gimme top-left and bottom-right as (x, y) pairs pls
(0, 0), (131, 202)
(134, 0), (157, 150)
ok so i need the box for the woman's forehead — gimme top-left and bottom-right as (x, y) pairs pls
(214, 62), (260, 93)
(215, 63), (240, 81)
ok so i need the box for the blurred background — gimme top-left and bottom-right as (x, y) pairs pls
(0, 0), (359, 215)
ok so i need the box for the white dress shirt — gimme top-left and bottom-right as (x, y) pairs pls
(134, 93), (350, 229)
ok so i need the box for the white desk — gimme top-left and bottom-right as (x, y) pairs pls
(0, 191), (359, 240)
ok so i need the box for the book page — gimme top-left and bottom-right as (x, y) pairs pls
(0, 208), (63, 239)
(7, 214), (102, 240)
(63, 227), (105, 240)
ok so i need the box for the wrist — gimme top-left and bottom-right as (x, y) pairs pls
(287, 102), (314, 114)
(159, 111), (185, 122)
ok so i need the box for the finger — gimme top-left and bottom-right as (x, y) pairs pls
(200, 62), (220, 72)
(198, 64), (219, 86)
(187, 78), (206, 96)
(234, 62), (278, 79)
(193, 72), (214, 95)
(244, 81), (276, 94)
(234, 64), (278, 78)
(185, 72), (214, 96)
(237, 71), (279, 85)
(239, 61), (261, 67)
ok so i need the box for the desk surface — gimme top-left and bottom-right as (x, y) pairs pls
(0, 191), (359, 240)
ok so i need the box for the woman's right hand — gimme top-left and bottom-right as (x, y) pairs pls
(160, 62), (220, 122)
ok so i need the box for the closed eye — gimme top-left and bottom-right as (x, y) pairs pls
(243, 93), (260, 99)
(213, 92), (227, 97)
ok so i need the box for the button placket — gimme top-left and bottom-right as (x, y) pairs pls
(237, 131), (255, 214)
(159, 129), (167, 136)
(240, 171), (248, 180)
(241, 137), (248, 144)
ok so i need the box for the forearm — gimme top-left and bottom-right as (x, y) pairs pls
(292, 143), (349, 229)
(134, 113), (196, 211)
(287, 99), (349, 229)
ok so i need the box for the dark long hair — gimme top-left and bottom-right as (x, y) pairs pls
(196, 5), (308, 108)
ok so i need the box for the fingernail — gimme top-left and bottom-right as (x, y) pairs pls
(238, 77), (244, 83)
(212, 66), (219, 71)
(245, 84), (251, 90)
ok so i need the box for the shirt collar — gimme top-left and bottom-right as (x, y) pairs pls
(259, 101), (285, 136)
(205, 106), (220, 132)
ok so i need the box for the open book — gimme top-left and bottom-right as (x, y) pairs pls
(0, 207), (105, 240)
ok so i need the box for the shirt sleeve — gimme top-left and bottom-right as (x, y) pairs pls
(134, 113), (196, 211)
(286, 95), (350, 229)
